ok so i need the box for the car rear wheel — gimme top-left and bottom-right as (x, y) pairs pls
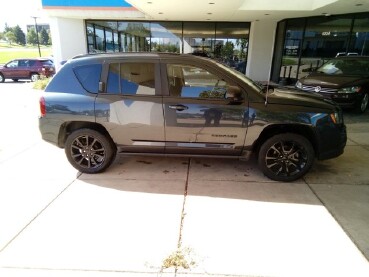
(30, 73), (39, 82)
(0, 73), (4, 83)
(65, 129), (117, 174)
(258, 133), (315, 182)
(355, 93), (368, 113)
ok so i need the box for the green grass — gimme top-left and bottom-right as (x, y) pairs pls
(0, 42), (52, 64)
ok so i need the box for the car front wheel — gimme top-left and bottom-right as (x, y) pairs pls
(65, 129), (117, 174)
(258, 133), (315, 182)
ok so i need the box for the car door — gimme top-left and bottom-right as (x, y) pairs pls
(95, 59), (165, 153)
(18, 59), (31, 78)
(3, 60), (20, 78)
(162, 62), (248, 155)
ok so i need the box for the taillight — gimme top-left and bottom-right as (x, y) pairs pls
(40, 96), (46, 117)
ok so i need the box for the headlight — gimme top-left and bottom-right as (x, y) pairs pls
(338, 86), (361, 94)
(295, 80), (302, 89)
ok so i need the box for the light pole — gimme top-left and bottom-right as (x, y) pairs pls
(31, 16), (41, 57)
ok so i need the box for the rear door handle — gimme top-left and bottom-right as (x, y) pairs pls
(169, 104), (189, 111)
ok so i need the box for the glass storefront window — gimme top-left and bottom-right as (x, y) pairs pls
(151, 22), (182, 53)
(299, 16), (352, 79)
(215, 22), (250, 74)
(280, 19), (304, 83)
(183, 22), (216, 57)
(86, 23), (95, 53)
(85, 20), (250, 74)
(95, 26), (105, 52)
(349, 15), (369, 56)
(118, 22), (150, 52)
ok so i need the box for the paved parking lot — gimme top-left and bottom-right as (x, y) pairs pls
(0, 82), (369, 277)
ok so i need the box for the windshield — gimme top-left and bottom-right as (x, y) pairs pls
(317, 58), (369, 76)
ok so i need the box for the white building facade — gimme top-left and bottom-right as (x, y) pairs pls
(41, 0), (369, 83)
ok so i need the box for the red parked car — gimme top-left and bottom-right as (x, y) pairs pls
(0, 58), (55, 82)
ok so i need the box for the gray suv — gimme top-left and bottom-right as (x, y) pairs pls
(39, 53), (347, 182)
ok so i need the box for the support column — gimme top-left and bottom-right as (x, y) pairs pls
(49, 17), (87, 71)
(246, 20), (277, 82)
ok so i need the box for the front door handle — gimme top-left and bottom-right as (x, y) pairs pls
(169, 104), (189, 111)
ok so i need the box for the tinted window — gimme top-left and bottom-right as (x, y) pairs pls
(167, 64), (230, 99)
(28, 60), (36, 66)
(7, 60), (18, 67)
(73, 64), (102, 93)
(107, 63), (155, 95)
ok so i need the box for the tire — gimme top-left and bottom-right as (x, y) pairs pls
(0, 73), (4, 83)
(30, 73), (39, 82)
(65, 129), (117, 174)
(258, 133), (315, 182)
(12, 79), (19, 82)
(355, 93), (368, 113)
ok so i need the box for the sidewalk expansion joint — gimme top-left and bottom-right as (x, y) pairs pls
(304, 179), (369, 262)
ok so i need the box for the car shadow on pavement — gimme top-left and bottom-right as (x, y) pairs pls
(78, 155), (322, 206)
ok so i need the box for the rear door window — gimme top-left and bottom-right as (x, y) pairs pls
(106, 63), (156, 95)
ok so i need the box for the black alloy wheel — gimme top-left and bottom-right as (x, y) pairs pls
(258, 133), (315, 182)
(65, 129), (116, 173)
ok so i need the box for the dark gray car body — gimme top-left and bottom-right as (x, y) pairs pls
(39, 53), (347, 181)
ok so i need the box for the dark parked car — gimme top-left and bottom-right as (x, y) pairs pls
(295, 56), (369, 113)
(0, 58), (55, 82)
(38, 53), (346, 182)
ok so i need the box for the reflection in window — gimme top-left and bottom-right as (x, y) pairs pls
(151, 22), (182, 53)
(215, 22), (250, 74)
(183, 22), (215, 57)
(273, 14), (369, 84)
(349, 16), (369, 56)
(85, 20), (250, 73)
(95, 26), (105, 52)
(107, 63), (155, 95)
(118, 22), (150, 52)
(280, 19), (304, 83)
(167, 64), (228, 98)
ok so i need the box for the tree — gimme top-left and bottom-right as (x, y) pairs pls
(47, 29), (52, 45)
(4, 23), (11, 33)
(27, 28), (38, 45)
(13, 25), (26, 45)
(40, 28), (49, 45)
(5, 31), (16, 44)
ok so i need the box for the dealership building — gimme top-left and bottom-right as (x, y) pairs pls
(41, 0), (369, 83)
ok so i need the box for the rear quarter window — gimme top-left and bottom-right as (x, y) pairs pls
(73, 64), (102, 93)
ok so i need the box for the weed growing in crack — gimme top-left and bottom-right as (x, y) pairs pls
(161, 247), (197, 271)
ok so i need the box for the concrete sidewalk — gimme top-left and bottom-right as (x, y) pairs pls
(0, 83), (368, 277)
